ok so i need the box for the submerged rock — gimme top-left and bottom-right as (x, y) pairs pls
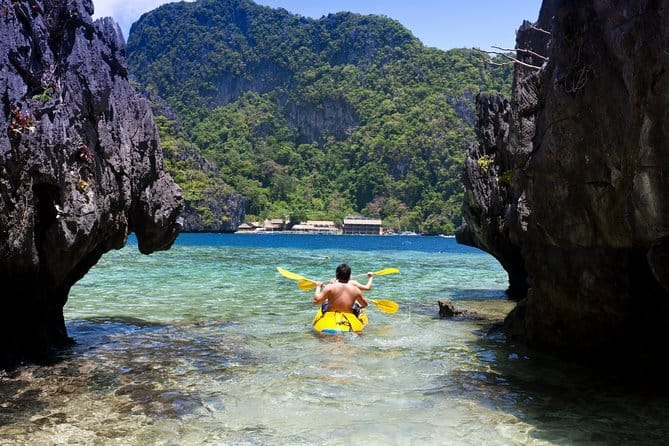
(0, 0), (183, 366)
(437, 298), (479, 319)
(457, 0), (669, 367)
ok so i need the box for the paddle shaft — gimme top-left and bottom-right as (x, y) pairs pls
(278, 266), (399, 313)
(299, 268), (399, 290)
(350, 267), (401, 280)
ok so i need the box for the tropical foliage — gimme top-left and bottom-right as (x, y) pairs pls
(127, 0), (512, 234)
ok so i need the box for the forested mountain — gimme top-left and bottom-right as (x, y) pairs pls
(126, 0), (512, 234)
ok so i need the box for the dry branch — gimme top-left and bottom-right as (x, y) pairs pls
(527, 24), (551, 35)
(491, 45), (548, 61)
(474, 47), (543, 70)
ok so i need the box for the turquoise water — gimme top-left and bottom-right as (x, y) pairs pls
(1, 234), (668, 445)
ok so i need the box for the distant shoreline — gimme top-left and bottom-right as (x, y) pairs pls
(181, 230), (456, 237)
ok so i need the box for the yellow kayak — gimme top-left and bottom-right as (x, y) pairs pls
(312, 309), (368, 334)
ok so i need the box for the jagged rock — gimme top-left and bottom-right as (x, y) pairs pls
(456, 93), (528, 300)
(458, 0), (669, 367)
(0, 0), (183, 366)
(438, 299), (458, 317)
(437, 298), (480, 319)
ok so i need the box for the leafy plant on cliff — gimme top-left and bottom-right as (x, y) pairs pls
(128, 0), (512, 234)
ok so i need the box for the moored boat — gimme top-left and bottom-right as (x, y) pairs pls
(312, 309), (368, 334)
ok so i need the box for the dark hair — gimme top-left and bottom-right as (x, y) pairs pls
(336, 263), (351, 282)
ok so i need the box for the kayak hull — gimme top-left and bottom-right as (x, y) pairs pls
(312, 309), (368, 334)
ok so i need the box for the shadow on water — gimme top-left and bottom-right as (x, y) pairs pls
(0, 316), (259, 435)
(413, 284), (669, 444)
(438, 323), (669, 444)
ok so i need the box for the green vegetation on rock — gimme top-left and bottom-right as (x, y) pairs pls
(127, 0), (512, 234)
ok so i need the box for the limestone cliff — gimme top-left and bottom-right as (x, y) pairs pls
(458, 0), (669, 367)
(147, 93), (245, 232)
(0, 0), (183, 366)
(125, 0), (513, 234)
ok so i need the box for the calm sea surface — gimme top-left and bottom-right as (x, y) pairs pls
(1, 234), (668, 445)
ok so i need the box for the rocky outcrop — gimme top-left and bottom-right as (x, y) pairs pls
(0, 0), (183, 366)
(437, 298), (479, 319)
(458, 0), (669, 366)
(283, 96), (359, 145)
(456, 93), (528, 299)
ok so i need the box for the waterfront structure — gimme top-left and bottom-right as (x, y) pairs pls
(291, 220), (338, 234)
(236, 223), (257, 232)
(343, 216), (382, 235)
(263, 218), (287, 232)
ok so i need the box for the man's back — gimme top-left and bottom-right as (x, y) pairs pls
(323, 281), (362, 312)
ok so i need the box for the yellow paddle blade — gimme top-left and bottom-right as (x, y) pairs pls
(277, 268), (318, 290)
(369, 299), (399, 314)
(276, 267), (308, 282)
(372, 267), (400, 276)
(297, 279), (317, 290)
(351, 267), (400, 280)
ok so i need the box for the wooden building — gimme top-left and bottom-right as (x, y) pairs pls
(263, 218), (287, 232)
(342, 216), (382, 235)
(236, 222), (257, 233)
(291, 220), (338, 234)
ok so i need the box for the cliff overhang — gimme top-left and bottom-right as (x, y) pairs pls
(457, 0), (669, 368)
(0, 0), (183, 367)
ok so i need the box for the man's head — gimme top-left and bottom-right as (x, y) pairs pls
(336, 263), (351, 282)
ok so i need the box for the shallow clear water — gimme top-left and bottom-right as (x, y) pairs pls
(1, 234), (668, 445)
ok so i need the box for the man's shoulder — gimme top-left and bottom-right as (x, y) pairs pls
(325, 282), (343, 292)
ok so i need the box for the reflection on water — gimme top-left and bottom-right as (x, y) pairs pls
(1, 235), (669, 445)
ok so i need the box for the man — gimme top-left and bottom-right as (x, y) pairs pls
(313, 264), (372, 315)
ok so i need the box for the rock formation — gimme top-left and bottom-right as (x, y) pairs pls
(0, 0), (183, 366)
(457, 0), (669, 367)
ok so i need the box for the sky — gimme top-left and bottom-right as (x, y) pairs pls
(92, 0), (542, 52)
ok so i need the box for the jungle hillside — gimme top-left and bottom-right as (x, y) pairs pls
(126, 0), (513, 234)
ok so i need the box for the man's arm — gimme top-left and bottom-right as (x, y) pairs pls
(352, 272), (373, 291)
(313, 282), (328, 305)
(355, 289), (369, 308)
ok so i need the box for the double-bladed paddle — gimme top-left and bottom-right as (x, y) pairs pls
(276, 267), (400, 314)
(296, 267), (400, 291)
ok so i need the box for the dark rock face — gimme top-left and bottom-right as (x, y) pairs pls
(456, 93), (528, 300)
(284, 96), (360, 145)
(458, 0), (669, 366)
(0, 0), (183, 366)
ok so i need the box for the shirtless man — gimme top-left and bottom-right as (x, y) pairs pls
(313, 264), (372, 314)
